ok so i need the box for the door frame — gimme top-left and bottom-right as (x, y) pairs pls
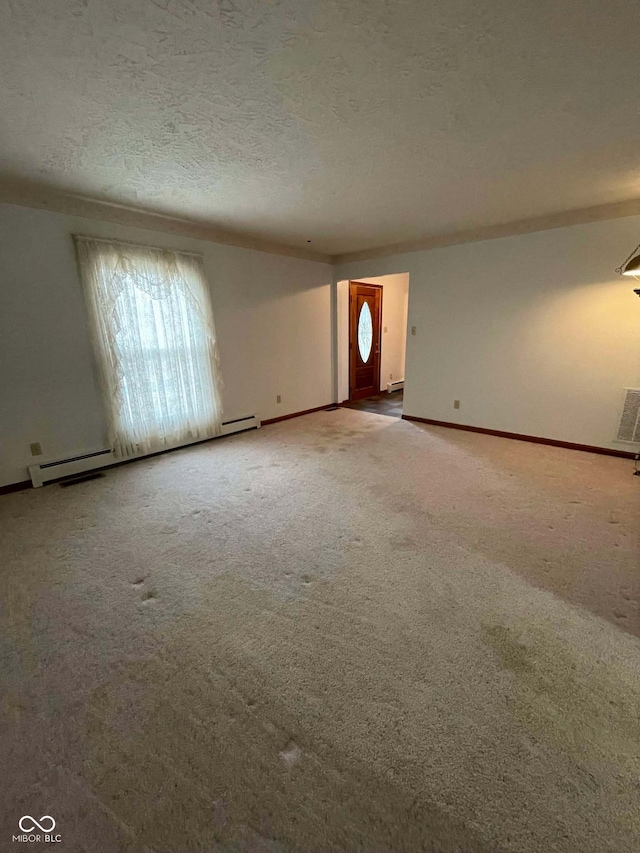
(349, 281), (383, 401)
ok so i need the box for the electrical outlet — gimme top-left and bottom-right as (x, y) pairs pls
(30, 442), (42, 456)
(390, 373), (393, 380)
(454, 400), (460, 410)
(384, 326), (388, 333)
(411, 326), (417, 336)
(276, 394), (282, 404)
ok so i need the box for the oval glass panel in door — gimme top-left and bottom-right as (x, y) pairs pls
(357, 300), (373, 363)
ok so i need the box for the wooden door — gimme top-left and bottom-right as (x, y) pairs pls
(349, 281), (383, 401)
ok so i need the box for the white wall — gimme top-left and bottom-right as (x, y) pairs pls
(0, 203), (332, 487)
(337, 273), (409, 402)
(335, 217), (640, 451)
(3, 203), (639, 488)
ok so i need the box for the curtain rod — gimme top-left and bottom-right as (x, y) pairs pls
(72, 233), (204, 260)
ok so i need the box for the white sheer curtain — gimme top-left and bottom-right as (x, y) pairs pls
(75, 236), (224, 460)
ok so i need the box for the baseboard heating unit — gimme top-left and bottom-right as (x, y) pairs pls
(386, 380), (404, 393)
(28, 415), (260, 488)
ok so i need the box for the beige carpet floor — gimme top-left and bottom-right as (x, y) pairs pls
(1, 408), (639, 852)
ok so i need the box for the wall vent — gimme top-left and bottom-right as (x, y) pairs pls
(616, 389), (640, 443)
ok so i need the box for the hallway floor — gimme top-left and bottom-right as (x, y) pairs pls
(341, 388), (403, 417)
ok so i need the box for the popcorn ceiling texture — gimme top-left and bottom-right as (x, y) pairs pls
(1, 409), (639, 851)
(2, 0), (640, 255)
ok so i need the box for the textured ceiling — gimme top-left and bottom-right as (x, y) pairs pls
(2, 0), (640, 256)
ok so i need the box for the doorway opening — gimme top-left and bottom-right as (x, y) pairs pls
(336, 273), (410, 419)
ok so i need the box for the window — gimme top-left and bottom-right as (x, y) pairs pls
(75, 236), (224, 460)
(357, 300), (373, 363)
